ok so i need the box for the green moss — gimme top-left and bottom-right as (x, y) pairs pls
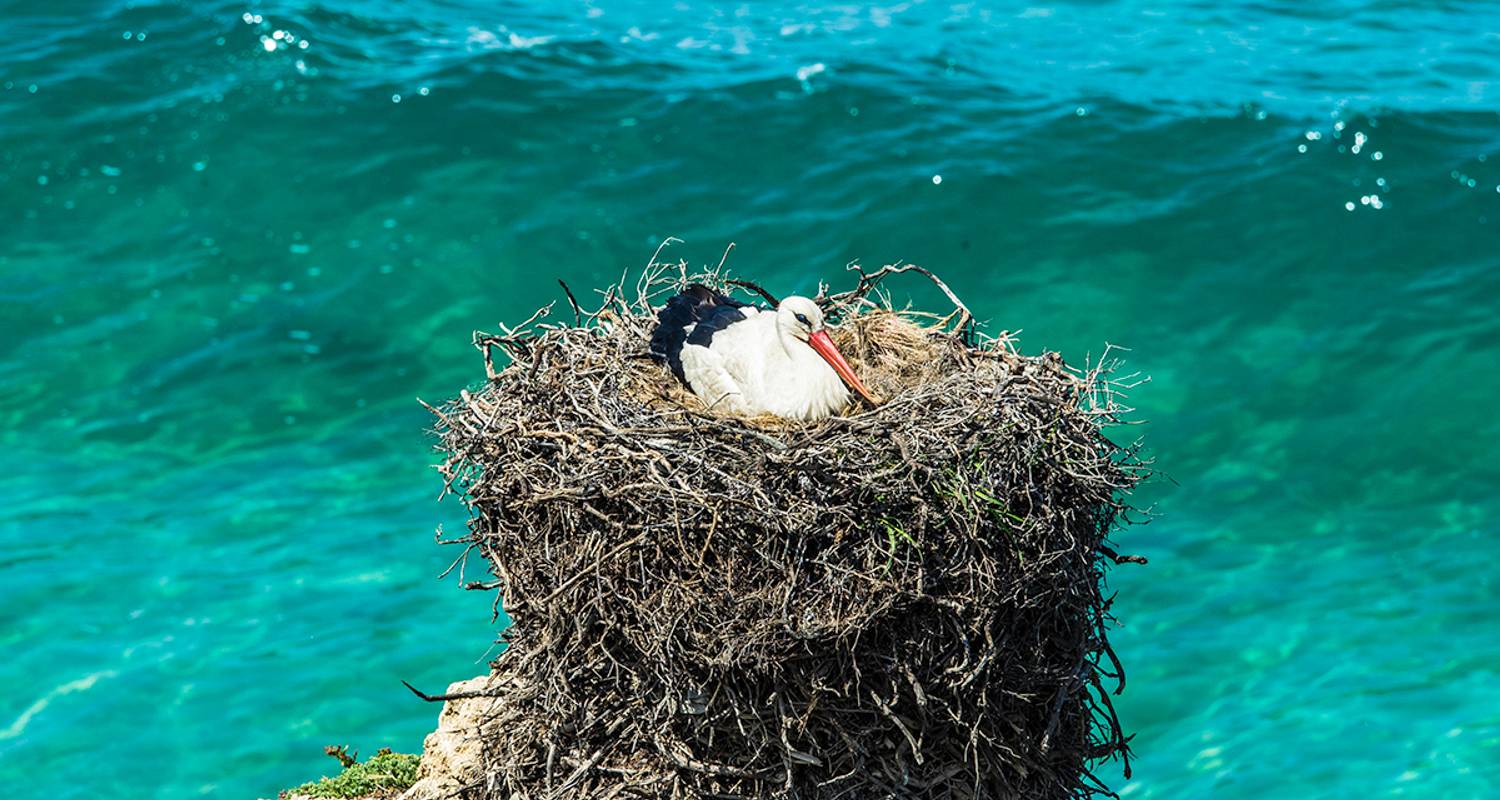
(282, 750), (420, 799)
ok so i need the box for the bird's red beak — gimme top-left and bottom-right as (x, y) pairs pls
(809, 330), (880, 407)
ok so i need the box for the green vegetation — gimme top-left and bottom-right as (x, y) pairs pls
(282, 748), (420, 799)
(878, 515), (918, 574)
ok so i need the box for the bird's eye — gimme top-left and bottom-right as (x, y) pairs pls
(794, 313), (810, 325)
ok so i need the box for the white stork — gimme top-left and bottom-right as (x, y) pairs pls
(649, 284), (879, 420)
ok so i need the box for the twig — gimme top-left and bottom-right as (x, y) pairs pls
(558, 279), (584, 326)
(400, 679), (503, 703)
(726, 278), (780, 307)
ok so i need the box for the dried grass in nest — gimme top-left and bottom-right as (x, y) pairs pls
(427, 251), (1148, 799)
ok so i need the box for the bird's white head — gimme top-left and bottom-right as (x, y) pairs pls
(775, 295), (826, 342)
(775, 295), (880, 407)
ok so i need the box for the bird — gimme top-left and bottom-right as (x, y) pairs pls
(648, 284), (879, 420)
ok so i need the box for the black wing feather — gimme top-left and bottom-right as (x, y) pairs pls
(649, 284), (753, 390)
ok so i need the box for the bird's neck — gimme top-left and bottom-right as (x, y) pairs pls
(779, 328), (843, 382)
(758, 323), (848, 419)
(775, 324), (799, 358)
(775, 327), (822, 369)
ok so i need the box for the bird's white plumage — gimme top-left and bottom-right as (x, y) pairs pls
(678, 299), (851, 421)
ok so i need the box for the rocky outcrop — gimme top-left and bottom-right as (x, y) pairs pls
(400, 676), (500, 800)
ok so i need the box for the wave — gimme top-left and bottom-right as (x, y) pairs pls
(7, 1), (1500, 128)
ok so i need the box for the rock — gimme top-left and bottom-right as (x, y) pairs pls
(400, 676), (501, 800)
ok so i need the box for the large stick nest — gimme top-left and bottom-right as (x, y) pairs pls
(429, 249), (1148, 799)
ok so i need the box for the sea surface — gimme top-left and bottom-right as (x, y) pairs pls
(4, 2), (1499, 797)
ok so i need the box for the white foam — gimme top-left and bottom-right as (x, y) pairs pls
(0, 670), (117, 740)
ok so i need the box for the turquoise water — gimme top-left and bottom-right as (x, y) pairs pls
(4, 1), (1499, 797)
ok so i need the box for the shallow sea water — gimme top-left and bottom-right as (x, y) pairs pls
(3, 2), (1499, 797)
